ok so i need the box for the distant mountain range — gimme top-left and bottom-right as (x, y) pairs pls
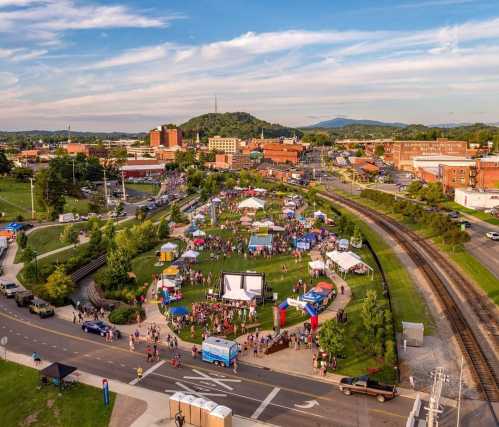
(307, 118), (408, 128)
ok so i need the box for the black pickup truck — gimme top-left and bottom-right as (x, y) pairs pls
(339, 375), (397, 402)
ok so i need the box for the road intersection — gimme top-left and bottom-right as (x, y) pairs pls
(0, 296), (421, 427)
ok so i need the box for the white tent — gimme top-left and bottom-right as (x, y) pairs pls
(238, 197), (266, 210)
(161, 242), (178, 251)
(271, 225), (285, 232)
(326, 250), (373, 278)
(156, 277), (177, 292)
(314, 210), (327, 219)
(181, 250), (200, 259)
(212, 197), (222, 203)
(192, 229), (206, 237)
(222, 288), (257, 301)
(254, 188), (267, 194)
(253, 220), (274, 228)
(194, 213), (205, 221)
(308, 260), (326, 270)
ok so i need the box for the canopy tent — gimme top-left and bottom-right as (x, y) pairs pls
(211, 197), (222, 203)
(160, 242), (178, 262)
(238, 197), (266, 210)
(169, 306), (189, 316)
(294, 239), (310, 251)
(248, 234), (273, 252)
(284, 201), (297, 208)
(161, 242), (178, 251)
(308, 260), (326, 271)
(222, 288), (257, 302)
(193, 213), (205, 221)
(40, 362), (77, 389)
(326, 250), (374, 278)
(314, 281), (334, 291)
(4, 222), (23, 232)
(163, 266), (180, 276)
(192, 229), (206, 237)
(156, 277), (177, 292)
(193, 238), (205, 246)
(252, 220), (274, 228)
(270, 225), (285, 232)
(254, 188), (267, 194)
(181, 249), (200, 259)
(303, 232), (318, 243)
(313, 210), (327, 220)
(337, 238), (350, 251)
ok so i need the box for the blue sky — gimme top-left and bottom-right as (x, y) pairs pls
(1, 0), (499, 131)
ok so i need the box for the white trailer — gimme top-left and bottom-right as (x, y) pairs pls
(58, 213), (76, 223)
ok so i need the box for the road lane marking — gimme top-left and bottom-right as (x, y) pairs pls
(183, 369), (241, 391)
(129, 360), (165, 385)
(165, 381), (227, 398)
(251, 387), (280, 419)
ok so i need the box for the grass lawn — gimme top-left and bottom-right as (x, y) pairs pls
(0, 360), (115, 427)
(0, 177), (91, 221)
(126, 183), (160, 195)
(16, 223), (88, 262)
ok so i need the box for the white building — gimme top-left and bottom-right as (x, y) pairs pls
(454, 188), (499, 210)
(412, 155), (475, 170)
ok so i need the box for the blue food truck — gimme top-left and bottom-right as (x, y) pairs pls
(202, 337), (238, 367)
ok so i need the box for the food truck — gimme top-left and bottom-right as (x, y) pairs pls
(202, 337), (238, 367)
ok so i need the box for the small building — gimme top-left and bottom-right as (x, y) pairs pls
(454, 188), (499, 210)
(248, 234), (273, 252)
(402, 321), (424, 347)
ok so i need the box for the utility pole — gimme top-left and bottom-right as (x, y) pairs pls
(29, 177), (35, 220)
(425, 367), (449, 427)
(456, 357), (464, 427)
(121, 170), (127, 202)
(103, 168), (108, 208)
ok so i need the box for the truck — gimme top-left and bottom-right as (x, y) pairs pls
(28, 298), (55, 318)
(0, 282), (20, 298)
(202, 336), (239, 367)
(339, 375), (397, 402)
(59, 213), (78, 223)
(15, 290), (34, 307)
(0, 236), (8, 249)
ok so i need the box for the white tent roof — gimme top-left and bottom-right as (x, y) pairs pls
(282, 208), (294, 214)
(156, 278), (177, 291)
(222, 288), (257, 301)
(314, 210), (327, 217)
(161, 242), (178, 251)
(194, 213), (205, 220)
(254, 188), (267, 193)
(326, 250), (372, 271)
(253, 220), (274, 228)
(211, 197), (222, 203)
(285, 201), (297, 207)
(308, 260), (326, 270)
(238, 197), (266, 210)
(192, 229), (206, 237)
(181, 250), (200, 258)
(271, 225), (285, 232)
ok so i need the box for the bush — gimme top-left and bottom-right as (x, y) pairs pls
(108, 305), (145, 325)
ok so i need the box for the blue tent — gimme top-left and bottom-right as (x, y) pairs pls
(248, 234), (273, 251)
(301, 291), (325, 304)
(169, 306), (189, 316)
(303, 232), (317, 243)
(5, 222), (23, 232)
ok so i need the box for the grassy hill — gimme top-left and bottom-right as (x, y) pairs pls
(180, 112), (302, 140)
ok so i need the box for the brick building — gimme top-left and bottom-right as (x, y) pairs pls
(262, 143), (304, 165)
(149, 126), (183, 148)
(390, 139), (469, 171)
(208, 153), (252, 170)
(64, 143), (108, 158)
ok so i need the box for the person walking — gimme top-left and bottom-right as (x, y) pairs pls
(233, 358), (238, 374)
(32, 351), (41, 367)
(136, 366), (143, 380)
(129, 334), (135, 352)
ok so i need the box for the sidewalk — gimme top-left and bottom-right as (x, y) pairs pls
(3, 349), (275, 427)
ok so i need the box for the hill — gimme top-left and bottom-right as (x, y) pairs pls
(308, 117), (407, 128)
(180, 112), (302, 140)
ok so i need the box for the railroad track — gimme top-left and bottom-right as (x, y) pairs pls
(317, 189), (499, 404)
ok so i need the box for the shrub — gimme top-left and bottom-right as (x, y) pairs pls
(108, 305), (145, 325)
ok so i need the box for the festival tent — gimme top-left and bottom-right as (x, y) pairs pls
(326, 250), (373, 278)
(254, 188), (267, 194)
(337, 239), (350, 251)
(156, 277), (177, 293)
(313, 211), (327, 221)
(192, 229), (206, 237)
(193, 238), (205, 246)
(294, 238), (311, 250)
(308, 260), (326, 274)
(238, 197), (266, 210)
(314, 282), (334, 292)
(40, 362), (77, 390)
(163, 266), (180, 276)
(160, 242), (179, 262)
(193, 213), (205, 221)
(212, 197), (222, 203)
(248, 234), (273, 252)
(284, 201), (297, 208)
(169, 306), (189, 316)
(270, 225), (285, 232)
(181, 250), (200, 260)
(252, 220), (274, 229)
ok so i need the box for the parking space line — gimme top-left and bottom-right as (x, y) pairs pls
(129, 360), (165, 385)
(251, 387), (280, 419)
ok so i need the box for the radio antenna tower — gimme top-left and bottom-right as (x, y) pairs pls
(67, 124), (71, 144)
(214, 95), (218, 114)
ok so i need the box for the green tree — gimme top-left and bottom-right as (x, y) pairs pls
(44, 265), (74, 305)
(88, 191), (106, 213)
(374, 145), (385, 157)
(34, 167), (66, 219)
(360, 290), (384, 352)
(0, 150), (12, 174)
(170, 202), (185, 223)
(17, 231), (28, 249)
(20, 246), (37, 263)
(406, 180), (423, 198)
(157, 217), (170, 239)
(135, 206), (147, 222)
(88, 223), (103, 253)
(318, 319), (345, 358)
(60, 224), (79, 246)
(102, 219), (116, 248)
(100, 248), (133, 290)
(11, 167), (33, 181)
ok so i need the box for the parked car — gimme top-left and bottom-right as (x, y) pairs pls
(448, 211), (460, 219)
(0, 282), (20, 298)
(15, 290), (34, 307)
(28, 298), (55, 318)
(458, 220), (471, 229)
(82, 320), (121, 339)
(339, 375), (397, 402)
(486, 231), (499, 241)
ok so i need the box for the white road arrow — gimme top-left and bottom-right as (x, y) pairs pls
(294, 400), (320, 409)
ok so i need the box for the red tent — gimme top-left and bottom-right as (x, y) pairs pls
(193, 238), (205, 245)
(315, 281), (334, 290)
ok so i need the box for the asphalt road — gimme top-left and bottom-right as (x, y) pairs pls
(0, 297), (423, 427)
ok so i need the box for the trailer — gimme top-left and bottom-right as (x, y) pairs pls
(202, 337), (238, 367)
(59, 213), (77, 223)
